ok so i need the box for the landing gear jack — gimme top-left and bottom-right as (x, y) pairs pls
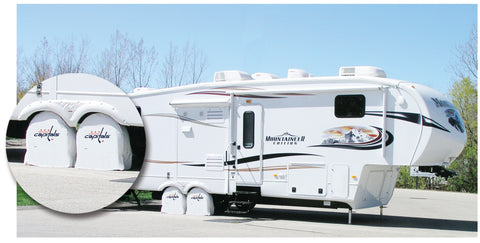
(348, 208), (352, 224)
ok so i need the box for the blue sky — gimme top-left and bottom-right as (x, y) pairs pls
(17, 4), (477, 94)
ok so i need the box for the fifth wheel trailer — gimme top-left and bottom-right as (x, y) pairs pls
(8, 66), (466, 221)
(128, 66), (466, 218)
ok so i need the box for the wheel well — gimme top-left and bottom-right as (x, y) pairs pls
(7, 111), (64, 138)
(77, 112), (97, 125)
(151, 190), (163, 200)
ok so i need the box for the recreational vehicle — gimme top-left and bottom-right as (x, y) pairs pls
(8, 66), (466, 223)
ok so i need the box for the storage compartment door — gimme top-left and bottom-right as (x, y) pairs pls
(288, 163), (327, 196)
(329, 164), (349, 198)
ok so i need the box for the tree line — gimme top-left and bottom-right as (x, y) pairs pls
(17, 30), (207, 99)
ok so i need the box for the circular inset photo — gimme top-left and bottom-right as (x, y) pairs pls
(6, 73), (146, 214)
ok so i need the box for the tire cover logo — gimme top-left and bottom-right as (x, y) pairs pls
(84, 127), (110, 143)
(33, 125), (60, 141)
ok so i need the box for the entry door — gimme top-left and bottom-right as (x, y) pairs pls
(236, 105), (263, 186)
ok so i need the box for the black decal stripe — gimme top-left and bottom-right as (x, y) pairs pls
(366, 111), (450, 133)
(365, 111), (421, 124)
(422, 116), (450, 133)
(230, 153), (322, 166)
(182, 153), (321, 167)
(183, 163), (205, 167)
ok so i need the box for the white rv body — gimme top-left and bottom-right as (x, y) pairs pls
(129, 67), (466, 211)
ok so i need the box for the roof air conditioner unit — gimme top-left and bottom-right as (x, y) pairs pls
(339, 66), (387, 78)
(214, 70), (253, 82)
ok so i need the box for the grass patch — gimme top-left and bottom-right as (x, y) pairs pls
(117, 190), (153, 202)
(17, 184), (39, 206)
(18, 184), (153, 206)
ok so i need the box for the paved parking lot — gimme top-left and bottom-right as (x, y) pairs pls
(10, 162), (139, 214)
(17, 188), (477, 237)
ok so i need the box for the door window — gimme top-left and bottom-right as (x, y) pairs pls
(243, 111), (255, 149)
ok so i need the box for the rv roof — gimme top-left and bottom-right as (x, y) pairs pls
(129, 75), (404, 98)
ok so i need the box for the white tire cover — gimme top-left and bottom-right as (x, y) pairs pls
(25, 111), (76, 167)
(75, 113), (132, 170)
(161, 187), (186, 215)
(186, 187), (214, 216)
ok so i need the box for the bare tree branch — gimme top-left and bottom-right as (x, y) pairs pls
(96, 30), (131, 90)
(160, 41), (207, 88)
(55, 37), (90, 75)
(189, 44), (207, 84)
(129, 39), (158, 89)
(449, 24), (477, 81)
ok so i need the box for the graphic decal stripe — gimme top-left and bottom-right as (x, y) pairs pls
(236, 165), (320, 172)
(422, 116), (450, 133)
(365, 111), (450, 133)
(226, 153), (322, 166)
(365, 111), (421, 124)
(182, 153), (322, 167)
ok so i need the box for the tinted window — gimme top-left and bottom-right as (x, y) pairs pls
(243, 111), (255, 148)
(335, 95), (365, 118)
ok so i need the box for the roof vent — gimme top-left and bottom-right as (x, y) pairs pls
(251, 73), (279, 80)
(214, 70), (253, 82)
(339, 66), (386, 78)
(287, 69), (310, 79)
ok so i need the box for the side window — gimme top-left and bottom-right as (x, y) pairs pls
(243, 111), (255, 149)
(335, 95), (365, 118)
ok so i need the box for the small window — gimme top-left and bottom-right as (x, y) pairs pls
(335, 95), (365, 118)
(243, 111), (255, 149)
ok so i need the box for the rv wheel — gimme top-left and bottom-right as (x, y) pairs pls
(161, 187), (186, 214)
(235, 202), (256, 211)
(186, 188), (214, 216)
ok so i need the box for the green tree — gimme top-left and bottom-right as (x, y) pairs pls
(395, 166), (428, 189)
(447, 77), (477, 193)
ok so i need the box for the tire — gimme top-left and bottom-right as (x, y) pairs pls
(161, 187), (186, 214)
(186, 187), (214, 216)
